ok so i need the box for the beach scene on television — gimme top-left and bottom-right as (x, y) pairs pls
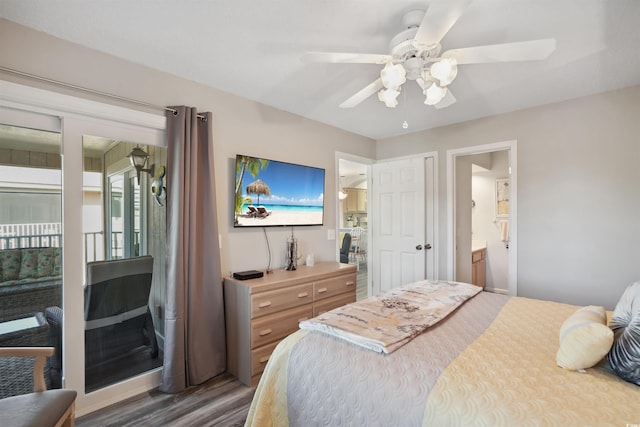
(234, 155), (325, 227)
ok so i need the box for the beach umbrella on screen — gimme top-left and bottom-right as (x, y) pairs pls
(246, 179), (271, 205)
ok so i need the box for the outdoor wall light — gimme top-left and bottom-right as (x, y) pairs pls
(128, 147), (154, 184)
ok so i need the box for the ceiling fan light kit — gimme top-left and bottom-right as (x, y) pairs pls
(424, 82), (447, 105)
(430, 57), (458, 86)
(378, 88), (401, 108)
(380, 62), (407, 90)
(304, 0), (556, 111)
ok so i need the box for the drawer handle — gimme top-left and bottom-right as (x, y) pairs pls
(259, 356), (270, 364)
(297, 292), (309, 298)
(345, 281), (355, 286)
(258, 301), (272, 308)
(259, 328), (272, 336)
(317, 287), (328, 293)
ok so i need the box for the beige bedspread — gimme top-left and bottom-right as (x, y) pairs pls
(245, 293), (640, 427)
(246, 291), (509, 426)
(424, 297), (640, 426)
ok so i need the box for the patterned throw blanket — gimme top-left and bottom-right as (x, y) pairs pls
(299, 280), (482, 354)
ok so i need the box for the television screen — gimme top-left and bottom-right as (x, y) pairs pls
(234, 155), (325, 227)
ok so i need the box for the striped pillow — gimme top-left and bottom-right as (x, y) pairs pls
(607, 281), (640, 385)
(556, 305), (613, 370)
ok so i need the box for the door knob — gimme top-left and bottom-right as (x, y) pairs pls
(425, 244), (432, 250)
(416, 245), (423, 250)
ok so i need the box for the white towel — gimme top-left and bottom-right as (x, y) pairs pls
(500, 220), (509, 242)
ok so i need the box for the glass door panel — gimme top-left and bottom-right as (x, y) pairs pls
(0, 123), (63, 394)
(83, 136), (165, 393)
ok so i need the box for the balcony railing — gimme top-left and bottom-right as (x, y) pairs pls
(0, 223), (107, 263)
(0, 223), (62, 250)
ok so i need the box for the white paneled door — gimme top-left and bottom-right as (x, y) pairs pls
(371, 155), (436, 294)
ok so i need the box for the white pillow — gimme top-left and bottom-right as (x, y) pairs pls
(556, 305), (613, 370)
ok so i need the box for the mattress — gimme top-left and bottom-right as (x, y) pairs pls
(246, 292), (640, 426)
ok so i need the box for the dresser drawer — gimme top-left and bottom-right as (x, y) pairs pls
(251, 340), (280, 377)
(313, 274), (356, 301)
(251, 283), (313, 318)
(251, 304), (312, 349)
(313, 292), (356, 317)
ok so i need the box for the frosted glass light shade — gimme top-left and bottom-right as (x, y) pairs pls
(430, 57), (458, 86)
(380, 63), (406, 90)
(378, 88), (400, 108)
(424, 82), (447, 105)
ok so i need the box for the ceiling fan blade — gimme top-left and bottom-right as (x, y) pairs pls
(444, 38), (556, 64)
(413, 0), (473, 50)
(339, 79), (384, 108)
(435, 90), (456, 109)
(302, 52), (391, 64)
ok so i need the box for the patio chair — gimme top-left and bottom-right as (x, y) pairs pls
(0, 312), (51, 398)
(0, 347), (76, 427)
(46, 256), (158, 388)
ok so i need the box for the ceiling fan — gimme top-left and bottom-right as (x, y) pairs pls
(303, 0), (556, 109)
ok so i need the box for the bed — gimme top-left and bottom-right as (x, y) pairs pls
(245, 280), (640, 426)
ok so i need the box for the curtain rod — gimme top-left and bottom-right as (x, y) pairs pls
(0, 66), (206, 119)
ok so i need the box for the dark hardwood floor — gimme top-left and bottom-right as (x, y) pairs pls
(76, 372), (255, 427)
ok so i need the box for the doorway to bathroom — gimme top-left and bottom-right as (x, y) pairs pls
(447, 141), (517, 295)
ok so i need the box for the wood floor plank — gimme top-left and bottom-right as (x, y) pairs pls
(76, 372), (255, 427)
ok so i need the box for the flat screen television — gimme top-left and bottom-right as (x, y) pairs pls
(234, 154), (325, 227)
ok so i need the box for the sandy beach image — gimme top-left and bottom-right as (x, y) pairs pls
(236, 208), (323, 227)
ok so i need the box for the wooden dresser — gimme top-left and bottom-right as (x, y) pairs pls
(224, 261), (357, 386)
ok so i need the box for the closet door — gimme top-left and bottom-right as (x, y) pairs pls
(371, 156), (436, 293)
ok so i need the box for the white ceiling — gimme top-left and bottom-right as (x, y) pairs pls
(1, 0), (639, 140)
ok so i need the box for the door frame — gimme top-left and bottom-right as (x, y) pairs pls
(335, 152), (373, 294)
(446, 140), (517, 295)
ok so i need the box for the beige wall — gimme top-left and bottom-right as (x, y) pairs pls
(5, 18), (636, 310)
(0, 19), (375, 279)
(377, 86), (640, 309)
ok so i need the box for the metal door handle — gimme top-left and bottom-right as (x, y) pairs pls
(416, 245), (423, 250)
(425, 244), (432, 250)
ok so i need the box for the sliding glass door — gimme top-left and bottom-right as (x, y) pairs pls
(0, 81), (166, 415)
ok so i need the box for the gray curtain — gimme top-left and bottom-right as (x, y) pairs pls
(160, 106), (226, 393)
